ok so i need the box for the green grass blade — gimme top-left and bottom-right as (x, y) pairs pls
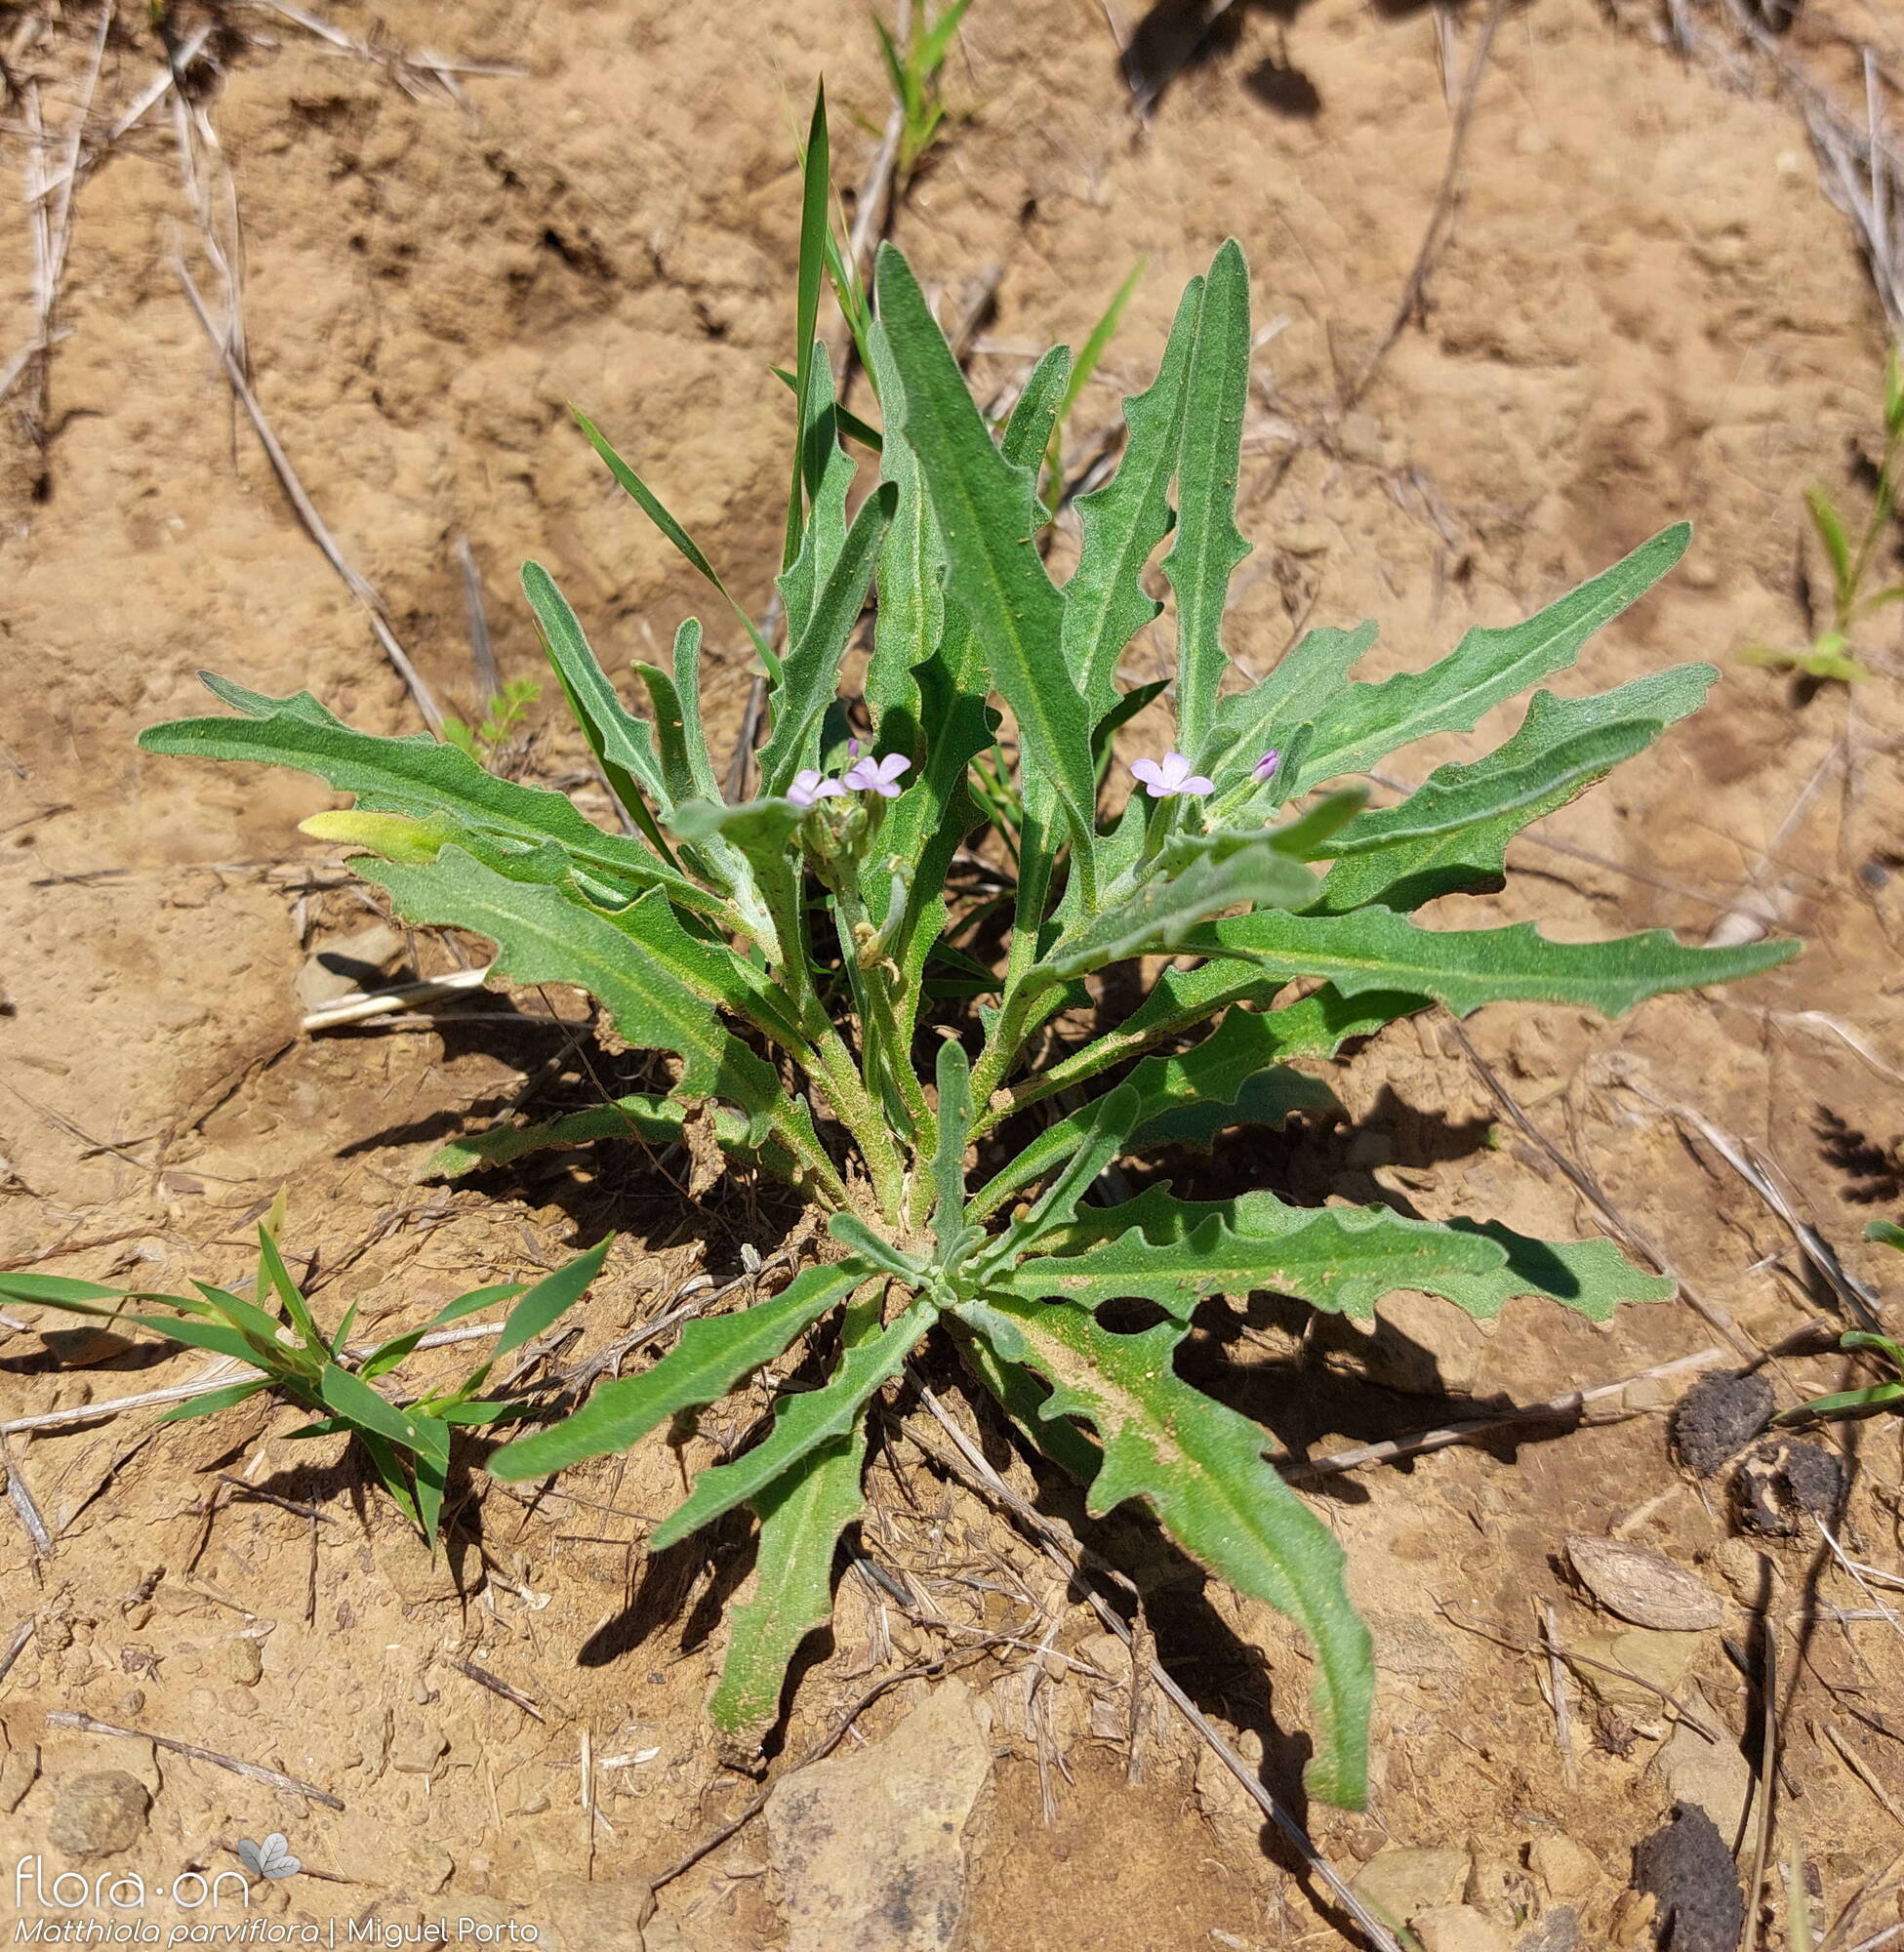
(786, 85), (831, 572)
(157, 1379), (272, 1425)
(1163, 240), (1253, 758)
(495, 1234), (614, 1358)
(488, 1260), (874, 1480)
(570, 408), (776, 674)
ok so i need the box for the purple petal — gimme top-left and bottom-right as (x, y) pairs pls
(1253, 748), (1280, 782)
(1180, 775), (1216, 796)
(1129, 757), (1163, 790)
(1158, 752), (1193, 789)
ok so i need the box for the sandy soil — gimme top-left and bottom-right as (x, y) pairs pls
(5, 0), (1904, 1945)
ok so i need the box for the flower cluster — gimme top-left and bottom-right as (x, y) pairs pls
(1129, 748), (1278, 799)
(790, 741), (913, 809)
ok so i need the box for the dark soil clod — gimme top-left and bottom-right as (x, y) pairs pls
(1633, 1803), (1744, 1952)
(1740, 1440), (1848, 1535)
(1672, 1372), (1774, 1478)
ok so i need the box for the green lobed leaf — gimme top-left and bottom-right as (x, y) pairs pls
(863, 320), (946, 728)
(709, 1431), (868, 1752)
(1175, 903), (1798, 1020)
(1042, 1184), (1675, 1322)
(980, 1084), (1142, 1272)
(1198, 622), (1378, 784)
(357, 849), (821, 1159)
(648, 1296), (935, 1551)
(873, 243), (1100, 876)
(1034, 834), (1318, 989)
(1295, 525), (1692, 787)
(1009, 983), (1424, 1120)
(930, 1038), (980, 1264)
(757, 483), (898, 794)
(1004, 1198), (1506, 1322)
(489, 1259), (876, 1481)
(1164, 240), (1253, 759)
(520, 561), (670, 846)
(138, 681), (701, 910)
(971, 1008), (1337, 1220)
(1313, 666), (1718, 915)
(959, 1293), (1372, 1807)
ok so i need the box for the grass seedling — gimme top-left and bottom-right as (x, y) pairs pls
(1, 1210), (611, 1545)
(1775, 1218), (1904, 1424)
(872, 0), (975, 188)
(1744, 350), (1904, 684)
(135, 89), (1799, 1803)
(442, 675), (542, 767)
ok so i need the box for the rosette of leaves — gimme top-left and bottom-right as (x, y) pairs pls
(139, 186), (1797, 1802)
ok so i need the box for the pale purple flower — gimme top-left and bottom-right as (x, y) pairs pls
(789, 768), (845, 808)
(842, 752), (912, 799)
(1253, 748), (1281, 783)
(1130, 752), (1214, 799)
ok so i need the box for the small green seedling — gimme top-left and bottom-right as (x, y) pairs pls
(442, 676), (542, 767)
(1776, 1219), (1904, 1423)
(871, 0), (974, 187)
(136, 91), (1799, 1804)
(1744, 351), (1904, 684)
(0, 1211), (611, 1545)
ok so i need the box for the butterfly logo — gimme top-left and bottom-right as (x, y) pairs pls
(236, 1834), (302, 1881)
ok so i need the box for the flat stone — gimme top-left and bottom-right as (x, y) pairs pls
(765, 1678), (992, 1952)
(1571, 1625), (1705, 1713)
(0, 1746), (39, 1813)
(46, 1770), (149, 1857)
(1350, 1847), (1470, 1930)
(294, 922), (406, 1011)
(1516, 1909), (1582, 1952)
(1652, 1690), (1753, 1847)
(388, 1721), (449, 1776)
(542, 1875), (654, 1952)
(1528, 1835), (1602, 1902)
(1415, 1904), (1512, 1952)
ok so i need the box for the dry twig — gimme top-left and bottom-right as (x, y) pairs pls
(47, 1711), (344, 1809)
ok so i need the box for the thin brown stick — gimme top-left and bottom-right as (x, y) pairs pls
(1, 1435), (53, 1554)
(1540, 1602), (1577, 1790)
(1741, 1616), (1778, 1952)
(1347, 0), (1508, 407)
(0, 1617), (35, 1689)
(443, 1654), (547, 1724)
(1438, 1604), (1723, 1739)
(1280, 1345), (1730, 1479)
(46, 1711), (344, 1809)
(170, 259), (445, 733)
(1823, 1721), (1904, 1830)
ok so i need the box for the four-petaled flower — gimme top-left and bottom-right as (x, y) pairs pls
(1130, 752), (1214, 799)
(1253, 748), (1280, 782)
(842, 752), (912, 799)
(789, 768), (845, 808)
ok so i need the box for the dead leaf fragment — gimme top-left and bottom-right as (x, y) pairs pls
(1565, 1535), (1723, 1632)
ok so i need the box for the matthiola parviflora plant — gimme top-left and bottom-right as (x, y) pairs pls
(140, 183), (1797, 1804)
